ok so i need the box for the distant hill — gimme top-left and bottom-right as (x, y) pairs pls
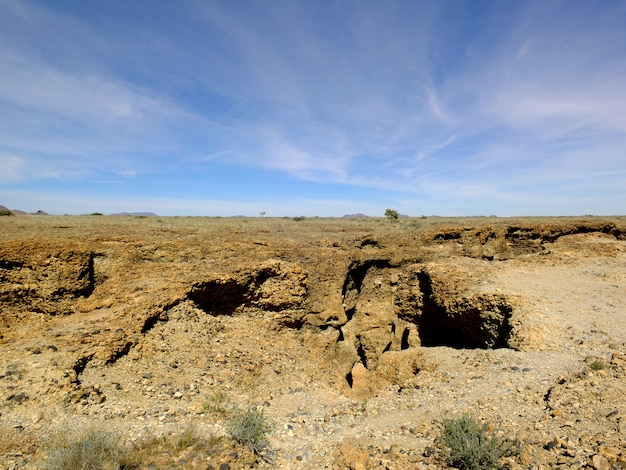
(110, 212), (158, 217)
(342, 213), (414, 219)
(0, 205), (48, 215)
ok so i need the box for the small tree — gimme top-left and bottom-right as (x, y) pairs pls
(384, 209), (399, 221)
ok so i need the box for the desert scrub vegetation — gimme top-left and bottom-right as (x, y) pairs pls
(384, 208), (399, 221)
(227, 406), (274, 456)
(42, 422), (229, 469)
(42, 424), (129, 470)
(587, 358), (607, 371)
(123, 425), (224, 467)
(440, 414), (520, 470)
(175, 424), (202, 451)
(203, 390), (230, 414)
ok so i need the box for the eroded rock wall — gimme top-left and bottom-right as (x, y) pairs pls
(1, 219), (622, 407)
(0, 241), (95, 319)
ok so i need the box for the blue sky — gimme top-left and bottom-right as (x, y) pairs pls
(1, 0), (625, 216)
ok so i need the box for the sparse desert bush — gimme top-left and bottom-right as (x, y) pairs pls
(123, 426), (223, 468)
(42, 424), (125, 470)
(177, 429), (223, 455)
(227, 406), (274, 455)
(384, 208), (398, 221)
(0, 210), (14, 216)
(176, 424), (201, 451)
(440, 414), (519, 470)
(203, 390), (229, 414)
(589, 359), (606, 371)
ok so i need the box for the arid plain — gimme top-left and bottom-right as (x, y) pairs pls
(1, 215), (625, 469)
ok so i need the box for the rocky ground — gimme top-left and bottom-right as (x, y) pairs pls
(0, 215), (625, 469)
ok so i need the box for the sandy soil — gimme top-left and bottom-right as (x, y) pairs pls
(1, 215), (625, 469)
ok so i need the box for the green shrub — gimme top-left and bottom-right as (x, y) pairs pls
(589, 359), (606, 371)
(0, 210), (14, 216)
(43, 424), (124, 470)
(226, 407), (273, 455)
(123, 428), (223, 468)
(203, 390), (229, 414)
(440, 414), (517, 470)
(384, 208), (398, 221)
(176, 425), (200, 451)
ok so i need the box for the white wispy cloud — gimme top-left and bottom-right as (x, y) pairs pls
(1, 0), (624, 215)
(0, 154), (26, 183)
(0, 2), (224, 180)
(515, 39), (532, 59)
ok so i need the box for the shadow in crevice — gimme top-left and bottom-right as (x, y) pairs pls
(401, 328), (410, 350)
(341, 259), (396, 321)
(414, 270), (513, 349)
(188, 278), (251, 316)
(356, 339), (368, 369)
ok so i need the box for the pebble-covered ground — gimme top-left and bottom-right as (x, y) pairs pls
(1, 216), (625, 469)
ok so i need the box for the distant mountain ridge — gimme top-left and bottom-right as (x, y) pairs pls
(110, 212), (158, 217)
(0, 204), (48, 215)
(1, 205), (160, 216)
(342, 213), (413, 219)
